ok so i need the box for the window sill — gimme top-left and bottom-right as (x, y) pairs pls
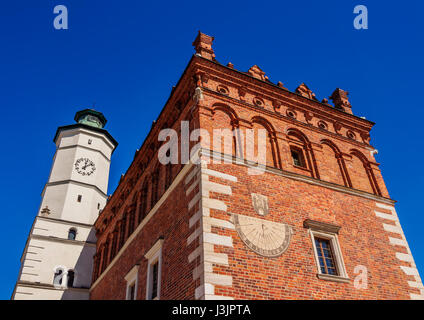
(317, 274), (350, 283)
(293, 164), (310, 172)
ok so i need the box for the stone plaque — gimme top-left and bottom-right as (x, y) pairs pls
(251, 193), (269, 216)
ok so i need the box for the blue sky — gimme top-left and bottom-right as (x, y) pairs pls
(0, 1), (423, 299)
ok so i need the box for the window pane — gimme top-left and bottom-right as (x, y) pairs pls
(67, 270), (74, 288)
(129, 283), (135, 300)
(68, 229), (76, 240)
(151, 262), (158, 299)
(53, 270), (63, 285)
(291, 151), (300, 166)
(325, 258), (335, 268)
(314, 237), (338, 276)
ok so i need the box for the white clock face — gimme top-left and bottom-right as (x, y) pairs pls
(74, 157), (96, 176)
(233, 214), (292, 257)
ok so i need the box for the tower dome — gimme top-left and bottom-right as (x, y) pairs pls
(74, 109), (107, 129)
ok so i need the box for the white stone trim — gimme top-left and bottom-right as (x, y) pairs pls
(204, 294), (234, 300)
(185, 160), (236, 300)
(187, 228), (202, 245)
(410, 293), (424, 300)
(400, 266), (419, 277)
(185, 166), (200, 185)
(204, 272), (233, 286)
(389, 237), (407, 247)
(375, 210), (397, 221)
(396, 252), (414, 263)
(203, 216), (235, 231)
(188, 192), (201, 210)
(382, 223), (402, 234)
(189, 210), (202, 228)
(124, 265), (139, 300)
(408, 281), (424, 289)
(145, 239), (163, 300)
(203, 233), (233, 247)
(201, 168), (237, 182)
(375, 202), (424, 300)
(186, 179), (199, 196)
(308, 229), (349, 280)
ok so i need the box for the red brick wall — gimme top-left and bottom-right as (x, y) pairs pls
(90, 177), (197, 300)
(205, 161), (414, 299)
(89, 33), (420, 300)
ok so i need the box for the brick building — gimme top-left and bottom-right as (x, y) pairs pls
(89, 32), (423, 300)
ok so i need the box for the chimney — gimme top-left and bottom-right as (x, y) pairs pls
(192, 31), (215, 60)
(330, 88), (353, 114)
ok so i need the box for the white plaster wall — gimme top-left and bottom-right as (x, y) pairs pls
(60, 183), (106, 224)
(57, 128), (114, 159)
(19, 237), (95, 288)
(71, 146), (110, 193)
(33, 218), (96, 242)
(39, 183), (106, 225)
(14, 286), (89, 300)
(49, 146), (110, 194)
(39, 184), (68, 220)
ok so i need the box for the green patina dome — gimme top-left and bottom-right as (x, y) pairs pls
(74, 109), (107, 129)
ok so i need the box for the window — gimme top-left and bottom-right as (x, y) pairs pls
(67, 270), (75, 288)
(318, 121), (328, 130)
(145, 239), (163, 300)
(138, 182), (148, 223)
(93, 253), (101, 282)
(128, 282), (136, 300)
(165, 163), (173, 190)
(151, 168), (159, 206)
(119, 217), (127, 248)
(314, 238), (337, 275)
(291, 147), (306, 168)
(286, 109), (297, 119)
(151, 261), (159, 299)
(110, 230), (118, 259)
(347, 130), (356, 140)
(128, 209), (135, 236)
(77, 195), (82, 202)
(53, 269), (64, 286)
(101, 242), (109, 273)
(253, 97), (264, 107)
(217, 85), (229, 95)
(304, 219), (349, 282)
(125, 265), (139, 300)
(68, 228), (77, 240)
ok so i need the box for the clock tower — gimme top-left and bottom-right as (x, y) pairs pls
(12, 109), (117, 300)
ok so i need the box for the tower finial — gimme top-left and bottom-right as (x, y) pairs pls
(330, 88), (353, 114)
(192, 31), (215, 60)
(74, 109), (107, 128)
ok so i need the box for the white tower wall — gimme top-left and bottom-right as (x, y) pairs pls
(12, 111), (116, 300)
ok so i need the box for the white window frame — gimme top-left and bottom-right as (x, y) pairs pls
(53, 266), (77, 289)
(53, 266), (66, 288)
(309, 229), (349, 283)
(145, 239), (164, 300)
(124, 265), (139, 300)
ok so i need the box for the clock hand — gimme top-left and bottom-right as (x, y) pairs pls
(82, 159), (88, 170)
